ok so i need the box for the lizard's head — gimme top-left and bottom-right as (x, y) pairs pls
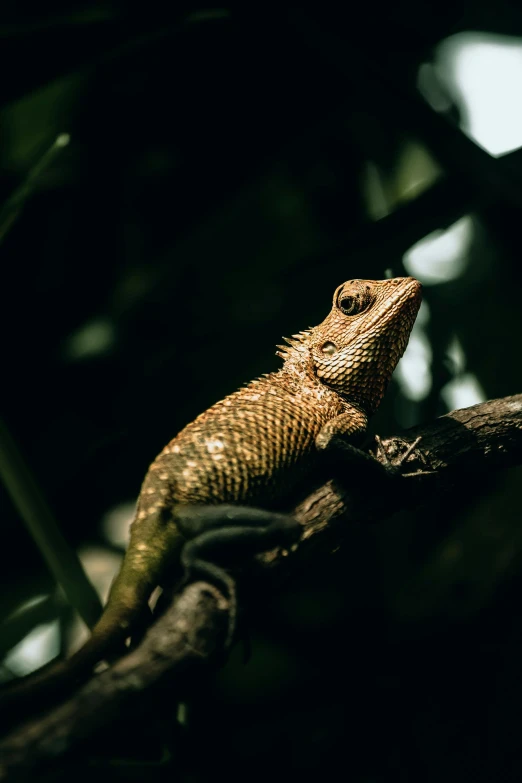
(278, 277), (422, 415)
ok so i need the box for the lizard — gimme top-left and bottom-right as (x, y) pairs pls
(0, 275), (422, 721)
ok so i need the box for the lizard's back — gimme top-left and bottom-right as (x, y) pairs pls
(140, 371), (346, 509)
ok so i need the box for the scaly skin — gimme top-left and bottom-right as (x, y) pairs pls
(1, 276), (421, 718)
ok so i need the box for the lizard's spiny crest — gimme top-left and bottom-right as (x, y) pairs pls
(275, 330), (311, 359)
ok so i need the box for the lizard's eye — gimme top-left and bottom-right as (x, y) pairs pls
(339, 295), (356, 314)
(338, 294), (365, 315)
(337, 288), (372, 315)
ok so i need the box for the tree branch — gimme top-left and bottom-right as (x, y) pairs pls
(1, 394), (521, 780)
(278, 393), (522, 554)
(0, 583), (229, 781)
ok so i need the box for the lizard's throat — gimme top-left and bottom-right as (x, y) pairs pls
(321, 366), (390, 415)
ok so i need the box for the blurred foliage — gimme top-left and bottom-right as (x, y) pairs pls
(2, 3), (522, 781)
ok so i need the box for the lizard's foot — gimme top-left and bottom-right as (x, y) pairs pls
(323, 437), (399, 485)
(179, 546), (238, 648)
(324, 434), (435, 488)
(373, 435), (435, 478)
(176, 506), (301, 648)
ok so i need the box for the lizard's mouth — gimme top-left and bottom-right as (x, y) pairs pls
(357, 276), (422, 335)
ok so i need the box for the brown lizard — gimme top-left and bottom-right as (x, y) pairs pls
(1, 275), (421, 721)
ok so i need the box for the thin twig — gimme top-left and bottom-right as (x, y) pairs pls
(0, 419), (103, 630)
(0, 133), (70, 245)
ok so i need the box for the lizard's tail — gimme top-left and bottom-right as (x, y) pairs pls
(0, 511), (183, 731)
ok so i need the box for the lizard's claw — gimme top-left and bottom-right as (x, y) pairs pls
(373, 435), (435, 478)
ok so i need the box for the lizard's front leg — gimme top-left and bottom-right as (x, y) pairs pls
(316, 407), (411, 485)
(316, 408), (432, 489)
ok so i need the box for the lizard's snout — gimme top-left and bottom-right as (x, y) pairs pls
(390, 275), (421, 286)
(397, 276), (423, 297)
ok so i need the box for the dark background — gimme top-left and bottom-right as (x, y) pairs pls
(1, 4), (522, 781)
